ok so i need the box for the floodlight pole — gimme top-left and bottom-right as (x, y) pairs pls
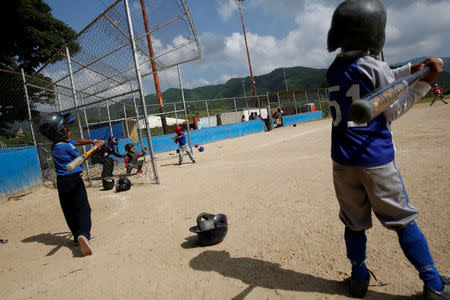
(139, 0), (168, 135)
(235, 0), (257, 98)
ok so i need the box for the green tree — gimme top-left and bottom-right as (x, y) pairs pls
(0, 0), (80, 132)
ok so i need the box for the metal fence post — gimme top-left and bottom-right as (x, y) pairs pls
(65, 47), (92, 185)
(233, 97), (238, 123)
(205, 100), (210, 127)
(124, 0), (160, 184)
(177, 64), (194, 153)
(106, 102), (113, 137)
(173, 103), (178, 125)
(277, 92), (281, 108)
(20, 69), (38, 149)
(317, 89), (323, 112)
(55, 88), (62, 112)
(133, 94), (144, 150)
(123, 103), (130, 138)
(292, 92), (298, 114)
(80, 96), (91, 140)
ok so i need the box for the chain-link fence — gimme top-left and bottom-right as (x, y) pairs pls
(0, 0), (331, 187)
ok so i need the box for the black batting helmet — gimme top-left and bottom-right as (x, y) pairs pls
(102, 177), (115, 190)
(39, 113), (75, 141)
(189, 213), (228, 246)
(116, 177), (131, 192)
(327, 0), (386, 55)
(125, 143), (134, 152)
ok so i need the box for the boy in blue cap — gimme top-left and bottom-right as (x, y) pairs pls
(39, 113), (103, 256)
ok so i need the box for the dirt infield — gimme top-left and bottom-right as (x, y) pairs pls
(0, 102), (449, 299)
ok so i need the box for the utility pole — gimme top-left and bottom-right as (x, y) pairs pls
(139, 0), (168, 134)
(235, 0), (257, 97)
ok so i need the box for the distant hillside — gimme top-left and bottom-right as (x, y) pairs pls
(143, 66), (328, 104)
(101, 57), (450, 120)
(394, 57), (450, 73)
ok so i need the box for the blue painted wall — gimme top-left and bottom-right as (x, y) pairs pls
(111, 119), (265, 156)
(83, 121), (125, 141)
(282, 112), (323, 126)
(0, 147), (42, 199)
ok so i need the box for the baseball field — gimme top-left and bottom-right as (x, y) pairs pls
(0, 102), (449, 299)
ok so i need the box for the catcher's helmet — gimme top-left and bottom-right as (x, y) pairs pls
(125, 143), (134, 152)
(39, 113), (75, 141)
(327, 0), (386, 55)
(189, 213), (228, 246)
(116, 177), (131, 192)
(108, 136), (119, 145)
(102, 177), (115, 190)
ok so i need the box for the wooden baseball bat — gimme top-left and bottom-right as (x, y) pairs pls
(349, 58), (443, 123)
(66, 146), (97, 172)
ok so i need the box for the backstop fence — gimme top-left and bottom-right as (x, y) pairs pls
(0, 0), (330, 186)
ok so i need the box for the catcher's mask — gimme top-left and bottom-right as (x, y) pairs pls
(189, 213), (228, 246)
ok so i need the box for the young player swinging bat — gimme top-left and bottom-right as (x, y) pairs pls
(349, 58), (443, 123)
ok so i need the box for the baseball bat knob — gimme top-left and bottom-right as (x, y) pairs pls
(349, 100), (375, 124)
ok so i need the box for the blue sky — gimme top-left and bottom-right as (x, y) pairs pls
(45, 0), (450, 91)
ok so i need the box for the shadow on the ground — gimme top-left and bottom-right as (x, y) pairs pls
(189, 250), (420, 300)
(160, 163), (180, 167)
(22, 232), (82, 257)
(181, 235), (204, 249)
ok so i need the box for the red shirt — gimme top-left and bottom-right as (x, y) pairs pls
(433, 86), (442, 96)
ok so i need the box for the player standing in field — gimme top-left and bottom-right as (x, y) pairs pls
(326, 1), (449, 299)
(172, 126), (195, 165)
(430, 83), (448, 106)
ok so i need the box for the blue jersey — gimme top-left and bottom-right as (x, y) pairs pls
(327, 52), (428, 166)
(52, 140), (84, 175)
(177, 132), (187, 146)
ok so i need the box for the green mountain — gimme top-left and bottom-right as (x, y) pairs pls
(102, 57), (450, 120)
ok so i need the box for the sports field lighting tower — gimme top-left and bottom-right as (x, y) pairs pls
(235, 0), (257, 98)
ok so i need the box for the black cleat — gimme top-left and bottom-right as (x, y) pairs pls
(344, 276), (370, 298)
(423, 276), (450, 300)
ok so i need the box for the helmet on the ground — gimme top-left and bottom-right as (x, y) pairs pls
(125, 143), (134, 152)
(189, 213), (228, 246)
(199, 146), (204, 152)
(175, 126), (182, 134)
(108, 136), (119, 145)
(39, 113), (75, 141)
(102, 177), (115, 190)
(327, 0), (386, 55)
(116, 177), (131, 192)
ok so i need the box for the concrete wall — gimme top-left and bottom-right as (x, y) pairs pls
(218, 111), (243, 125)
(0, 147), (42, 200)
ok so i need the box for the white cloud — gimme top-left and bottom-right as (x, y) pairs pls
(217, 0), (236, 22)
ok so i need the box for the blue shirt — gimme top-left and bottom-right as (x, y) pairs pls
(327, 53), (394, 166)
(52, 140), (84, 175)
(177, 132), (187, 146)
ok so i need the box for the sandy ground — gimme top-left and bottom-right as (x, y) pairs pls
(0, 102), (449, 300)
